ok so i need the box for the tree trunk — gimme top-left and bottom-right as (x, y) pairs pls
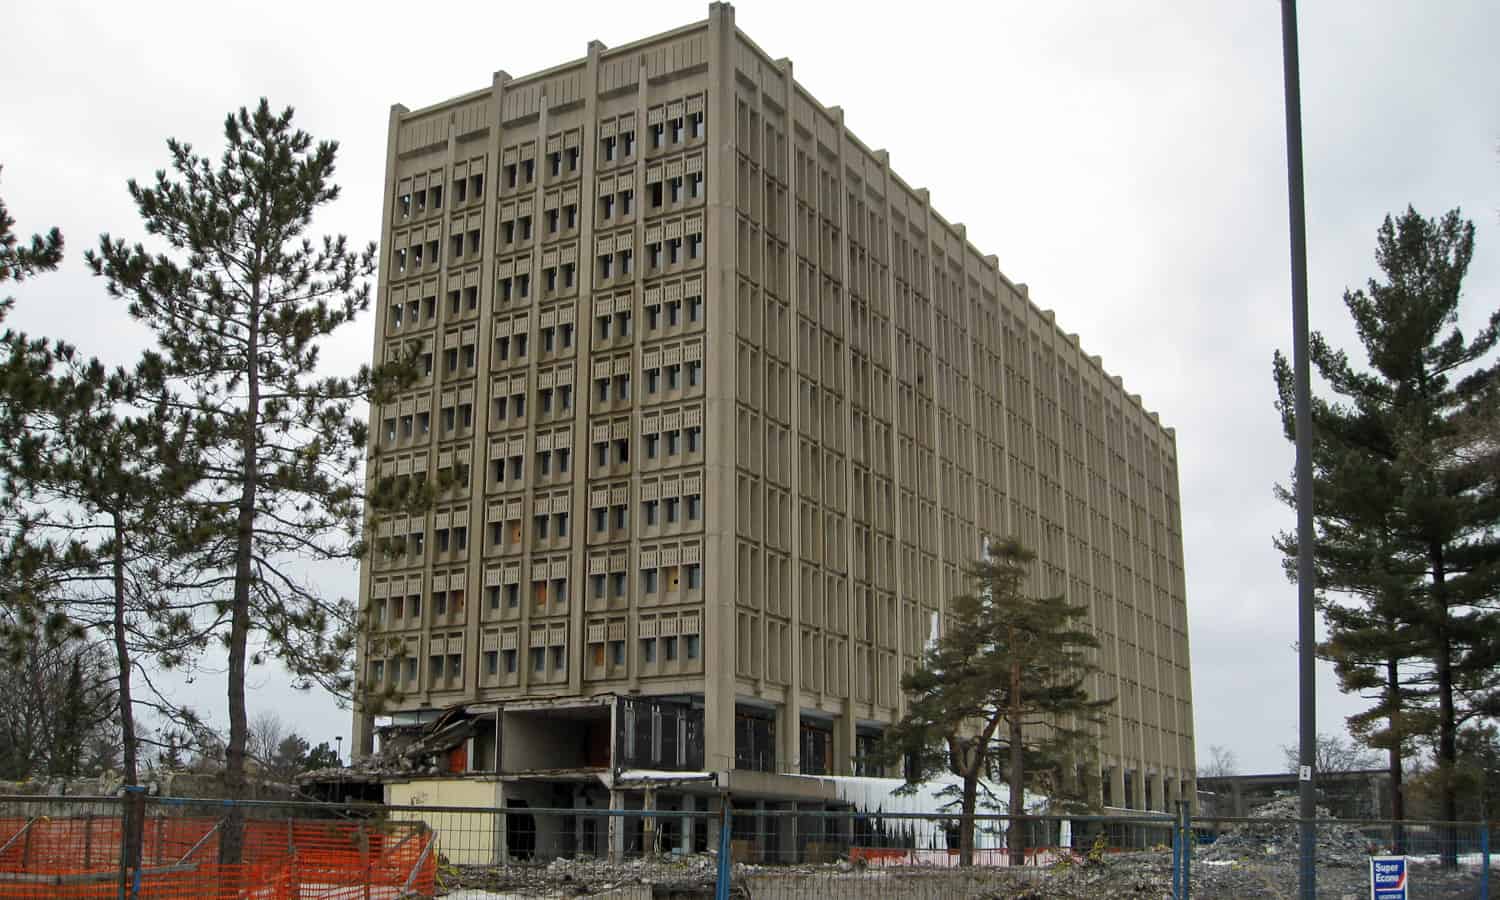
(1008, 656), (1025, 868)
(1385, 653), (1405, 855)
(221, 291), (261, 867)
(959, 770), (977, 867)
(1430, 542), (1457, 868)
(110, 514), (138, 787)
(111, 514), (143, 881)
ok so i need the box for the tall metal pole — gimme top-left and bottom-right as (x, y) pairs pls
(1279, 2), (1318, 897)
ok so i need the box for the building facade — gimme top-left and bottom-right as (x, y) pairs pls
(354, 3), (1194, 818)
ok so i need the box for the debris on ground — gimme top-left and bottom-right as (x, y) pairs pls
(1199, 793), (1375, 866)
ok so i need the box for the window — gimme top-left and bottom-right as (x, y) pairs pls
(667, 365), (681, 390)
(503, 649), (517, 673)
(686, 426), (701, 453)
(646, 368), (660, 395)
(613, 504), (627, 529)
(686, 494), (701, 521)
(688, 360), (702, 387)
(665, 497), (680, 523)
(611, 572), (627, 597)
(620, 190), (633, 214)
(688, 296), (702, 323)
(645, 433), (659, 459)
(642, 638), (657, 663)
(594, 507), (608, 533)
(485, 651), (498, 677)
(689, 172), (704, 198)
(532, 647), (546, 672)
(643, 499), (659, 525)
(686, 563), (702, 590)
(663, 636), (678, 661)
(642, 569), (658, 593)
(602, 135), (616, 161)
(507, 584), (520, 608)
(685, 634), (700, 659)
(600, 195), (614, 220)
(591, 573), (607, 599)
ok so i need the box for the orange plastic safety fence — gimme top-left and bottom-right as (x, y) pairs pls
(0, 815), (437, 899)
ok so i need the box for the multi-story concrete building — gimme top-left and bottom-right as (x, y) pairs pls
(353, 2), (1194, 843)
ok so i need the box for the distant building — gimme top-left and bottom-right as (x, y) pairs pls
(351, 2), (1195, 856)
(1197, 770), (1395, 819)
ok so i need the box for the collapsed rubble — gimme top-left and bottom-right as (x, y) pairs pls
(301, 705), (479, 782)
(1198, 793), (1375, 866)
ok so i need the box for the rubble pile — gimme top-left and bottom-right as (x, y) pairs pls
(441, 853), (719, 896)
(1199, 793), (1373, 866)
(301, 707), (479, 782)
(430, 846), (1488, 899)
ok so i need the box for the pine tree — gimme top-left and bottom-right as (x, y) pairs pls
(1, 167), (222, 790)
(86, 99), (412, 864)
(880, 539), (1109, 866)
(1273, 206), (1500, 863)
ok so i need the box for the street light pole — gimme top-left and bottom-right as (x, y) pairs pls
(1279, 2), (1318, 898)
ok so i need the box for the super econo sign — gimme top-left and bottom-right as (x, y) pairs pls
(1369, 855), (1407, 899)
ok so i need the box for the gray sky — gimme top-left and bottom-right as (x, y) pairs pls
(3, 1), (1497, 774)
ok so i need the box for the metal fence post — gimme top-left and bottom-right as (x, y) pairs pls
(714, 795), (732, 900)
(1481, 821), (1490, 900)
(1183, 802), (1193, 900)
(1172, 810), (1182, 900)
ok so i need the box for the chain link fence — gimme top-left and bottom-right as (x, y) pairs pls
(0, 793), (1492, 898)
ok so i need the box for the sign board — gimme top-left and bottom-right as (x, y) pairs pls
(1369, 855), (1407, 899)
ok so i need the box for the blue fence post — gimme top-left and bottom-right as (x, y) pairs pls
(1172, 807), (1183, 900)
(714, 795), (732, 900)
(1183, 802), (1192, 900)
(1481, 821), (1490, 900)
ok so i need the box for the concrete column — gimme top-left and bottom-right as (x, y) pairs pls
(680, 795), (696, 855)
(643, 788), (658, 857)
(1109, 766), (1126, 810)
(834, 712), (856, 776)
(779, 704), (799, 774)
(706, 794), (725, 858)
(777, 802), (798, 864)
(754, 800), (767, 862)
(608, 789), (626, 863)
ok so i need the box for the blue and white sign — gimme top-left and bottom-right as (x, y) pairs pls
(1369, 855), (1407, 899)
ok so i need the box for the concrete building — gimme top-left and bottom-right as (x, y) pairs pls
(352, 3), (1194, 848)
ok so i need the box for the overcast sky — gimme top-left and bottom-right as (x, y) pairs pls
(2, 1), (1497, 775)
